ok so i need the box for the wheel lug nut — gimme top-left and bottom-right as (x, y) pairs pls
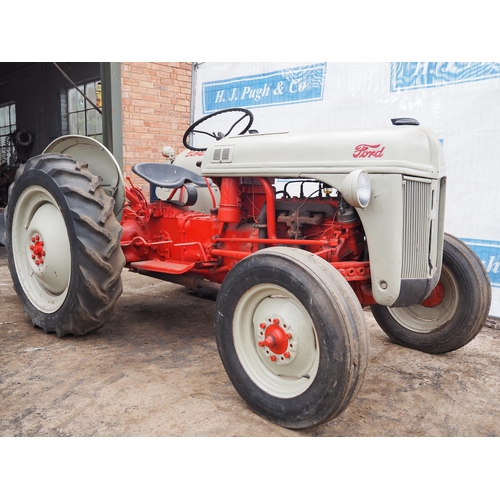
(272, 318), (280, 324)
(286, 333), (292, 339)
(259, 322), (266, 329)
(31, 237), (36, 242)
(31, 255), (36, 260)
(269, 355), (277, 362)
(284, 351), (291, 358)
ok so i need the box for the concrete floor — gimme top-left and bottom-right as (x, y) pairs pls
(1, 243), (499, 437)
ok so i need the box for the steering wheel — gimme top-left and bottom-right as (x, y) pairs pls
(183, 108), (254, 151)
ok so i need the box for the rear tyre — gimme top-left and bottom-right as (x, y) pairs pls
(5, 154), (125, 337)
(371, 233), (491, 354)
(215, 247), (369, 429)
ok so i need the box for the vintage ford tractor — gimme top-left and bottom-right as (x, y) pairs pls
(4, 108), (491, 429)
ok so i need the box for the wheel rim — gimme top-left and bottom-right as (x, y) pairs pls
(232, 283), (319, 398)
(11, 185), (72, 313)
(387, 265), (458, 333)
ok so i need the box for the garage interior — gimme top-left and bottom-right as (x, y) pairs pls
(0, 62), (122, 208)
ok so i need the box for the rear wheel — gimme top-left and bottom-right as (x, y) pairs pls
(371, 233), (491, 354)
(5, 154), (125, 336)
(215, 247), (369, 429)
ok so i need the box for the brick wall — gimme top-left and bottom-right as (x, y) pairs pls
(120, 62), (192, 194)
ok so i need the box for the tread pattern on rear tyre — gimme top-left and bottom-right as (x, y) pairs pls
(5, 154), (125, 336)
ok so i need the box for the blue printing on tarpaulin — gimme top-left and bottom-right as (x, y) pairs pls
(390, 62), (500, 92)
(461, 238), (500, 288)
(202, 63), (327, 113)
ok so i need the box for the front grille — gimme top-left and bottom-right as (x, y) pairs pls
(401, 177), (434, 279)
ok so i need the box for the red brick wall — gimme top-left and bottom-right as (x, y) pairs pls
(120, 62), (192, 194)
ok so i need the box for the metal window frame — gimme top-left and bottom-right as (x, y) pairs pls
(0, 102), (17, 165)
(66, 80), (103, 140)
(56, 62), (123, 170)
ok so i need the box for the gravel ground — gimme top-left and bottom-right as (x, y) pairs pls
(1, 243), (499, 438)
(1, 240), (498, 498)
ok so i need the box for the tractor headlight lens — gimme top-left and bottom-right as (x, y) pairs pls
(356, 171), (371, 207)
(341, 170), (371, 209)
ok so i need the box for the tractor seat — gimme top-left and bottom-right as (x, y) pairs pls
(132, 163), (207, 189)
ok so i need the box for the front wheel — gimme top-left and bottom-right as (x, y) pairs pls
(215, 247), (369, 429)
(5, 154), (125, 337)
(371, 233), (491, 354)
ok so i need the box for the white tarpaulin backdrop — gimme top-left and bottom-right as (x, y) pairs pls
(192, 62), (500, 316)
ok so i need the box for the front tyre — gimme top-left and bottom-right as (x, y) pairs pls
(5, 154), (125, 337)
(371, 233), (491, 354)
(215, 247), (369, 429)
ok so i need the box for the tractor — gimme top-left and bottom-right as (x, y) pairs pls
(3, 108), (491, 429)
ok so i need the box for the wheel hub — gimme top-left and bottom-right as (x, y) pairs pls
(12, 186), (73, 312)
(257, 315), (296, 364)
(29, 235), (46, 266)
(421, 281), (445, 308)
(233, 284), (320, 398)
(23, 201), (71, 295)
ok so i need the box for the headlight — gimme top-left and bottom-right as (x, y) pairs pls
(340, 170), (371, 209)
